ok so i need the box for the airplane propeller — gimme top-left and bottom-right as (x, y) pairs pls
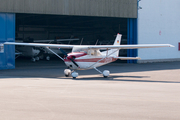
(69, 57), (79, 67)
(59, 48), (79, 68)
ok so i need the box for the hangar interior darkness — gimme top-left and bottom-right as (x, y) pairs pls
(16, 14), (127, 44)
(15, 13), (128, 61)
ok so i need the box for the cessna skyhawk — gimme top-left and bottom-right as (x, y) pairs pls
(4, 34), (174, 78)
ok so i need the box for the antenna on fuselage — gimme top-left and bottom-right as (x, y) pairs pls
(95, 39), (99, 45)
(80, 38), (84, 45)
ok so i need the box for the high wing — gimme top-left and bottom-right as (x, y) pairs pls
(87, 44), (174, 50)
(4, 42), (74, 49)
(4, 42), (174, 49)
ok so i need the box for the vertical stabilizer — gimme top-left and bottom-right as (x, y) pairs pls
(113, 33), (122, 45)
(108, 33), (122, 56)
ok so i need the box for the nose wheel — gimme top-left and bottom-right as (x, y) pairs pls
(71, 71), (79, 79)
(64, 69), (79, 79)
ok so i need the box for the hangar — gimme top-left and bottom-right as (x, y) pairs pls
(1, 0), (179, 70)
(0, 0), (138, 69)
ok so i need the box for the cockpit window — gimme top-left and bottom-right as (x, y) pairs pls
(88, 49), (101, 56)
(72, 48), (88, 54)
(72, 47), (101, 56)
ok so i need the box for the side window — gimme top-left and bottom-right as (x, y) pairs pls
(91, 50), (94, 55)
(87, 49), (101, 56)
(87, 49), (100, 56)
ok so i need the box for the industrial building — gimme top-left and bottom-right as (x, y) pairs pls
(0, 0), (179, 70)
(138, 0), (180, 63)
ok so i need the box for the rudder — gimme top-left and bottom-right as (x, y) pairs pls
(109, 33), (122, 56)
(113, 33), (122, 45)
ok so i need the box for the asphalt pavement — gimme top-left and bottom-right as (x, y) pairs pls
(0, 60), (180, 120)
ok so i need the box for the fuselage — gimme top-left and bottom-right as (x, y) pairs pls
(64, 52), (117, 70)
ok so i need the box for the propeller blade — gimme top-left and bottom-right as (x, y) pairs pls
(59, 48), (68, 57)
(70, 58), (79, 68)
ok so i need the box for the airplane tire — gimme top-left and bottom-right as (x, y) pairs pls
(103, 70), (110, 78)
(35, 57), (39, 61)
(71, 72), (78, 79)
(31, 58), (36, 62)
(46, 56), (50, 61)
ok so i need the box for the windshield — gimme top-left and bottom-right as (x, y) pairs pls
(72, 46), (88, 54)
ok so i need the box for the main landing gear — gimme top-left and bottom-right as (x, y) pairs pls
(94, 67), (110, 78)
(102, 70), (110, 78)
(31, 56), (40, 62)
(64, 67), (110, 79)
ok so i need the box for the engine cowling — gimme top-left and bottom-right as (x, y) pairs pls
(64, 69), (71, 77)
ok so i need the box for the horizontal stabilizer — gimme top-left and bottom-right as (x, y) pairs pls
(0, 43), (4, 53)
(114, 57), (141, 60)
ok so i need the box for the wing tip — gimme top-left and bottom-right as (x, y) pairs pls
(169, 45), (175, 47)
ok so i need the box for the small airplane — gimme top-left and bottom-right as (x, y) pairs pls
(3, 33), (174, 78)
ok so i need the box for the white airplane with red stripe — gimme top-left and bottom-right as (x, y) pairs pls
(4, 33), (174, 78)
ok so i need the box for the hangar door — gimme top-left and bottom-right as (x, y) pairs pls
(15, 14), (129, 62)
(0, 13), (15, 70)
(127, 18), (138, 63)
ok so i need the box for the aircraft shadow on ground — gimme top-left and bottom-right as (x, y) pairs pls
(1, 61), (180, 84)
(62, 75), (180, 84)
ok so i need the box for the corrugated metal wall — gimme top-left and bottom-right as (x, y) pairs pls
(0, 13), (15, 69)
(0, 0), (137, 18)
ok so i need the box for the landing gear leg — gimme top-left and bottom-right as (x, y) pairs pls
(94, 67), (110, 78)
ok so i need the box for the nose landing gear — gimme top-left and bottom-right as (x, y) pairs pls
(64, 69), (79, 79)
(71, 71), (79, 79)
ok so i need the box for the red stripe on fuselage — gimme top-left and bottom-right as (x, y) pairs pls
(64, 57), (117, 63)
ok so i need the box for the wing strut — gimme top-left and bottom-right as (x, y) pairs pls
(45, 47), (64, 61)
(94, 67), (103, 74)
